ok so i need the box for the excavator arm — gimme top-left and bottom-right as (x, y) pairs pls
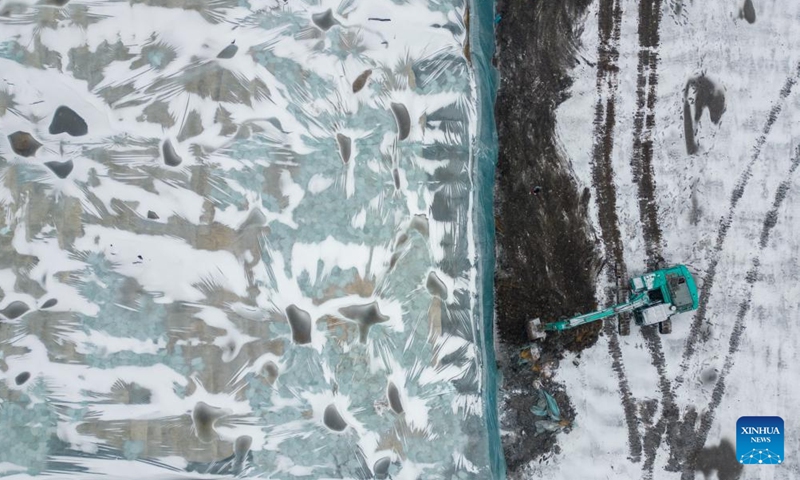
(527, 293), (649, 339)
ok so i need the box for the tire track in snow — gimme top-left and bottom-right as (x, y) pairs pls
(591, 0), (643, 463)
(642, 64), (800, 476)
(625, 1), (681, 475)
(626, 0), (682, 463)
(630, 0), (666, 272)
(678, 146), (800, 479)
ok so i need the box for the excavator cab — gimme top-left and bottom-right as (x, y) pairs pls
(667, 273), (697, 312)
(630, 265), (698, 329)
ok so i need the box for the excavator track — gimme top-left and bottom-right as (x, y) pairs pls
(617, 273), (632, 336)
(658, 318), (672, 334)
(618, 313), (632, 336)
(653, 257), (670, 335)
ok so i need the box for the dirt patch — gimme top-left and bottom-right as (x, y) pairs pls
(694, 440), (742, 480)
(683, 74), (727, 155)
(494, 0), (601, 473)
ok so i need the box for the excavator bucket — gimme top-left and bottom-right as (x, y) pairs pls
(526, 318), (547, 341)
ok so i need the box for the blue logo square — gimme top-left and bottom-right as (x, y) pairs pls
(737, 416), (784, 465)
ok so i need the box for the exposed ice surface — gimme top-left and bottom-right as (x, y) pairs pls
(0, 0), (493, 478)
(534, 0), (800, 478)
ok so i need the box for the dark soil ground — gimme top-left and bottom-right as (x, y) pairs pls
(493, 0), (604, 474)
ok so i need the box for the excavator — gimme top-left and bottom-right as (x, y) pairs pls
(526, 264), (699, 345)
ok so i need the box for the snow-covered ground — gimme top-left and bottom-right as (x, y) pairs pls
(0, 0), (495, 478)
(538, 1), (800, 479)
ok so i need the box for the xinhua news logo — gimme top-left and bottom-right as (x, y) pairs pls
(736, 416), (784, 465)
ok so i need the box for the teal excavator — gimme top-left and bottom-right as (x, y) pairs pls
(526, 265), (699, 344)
